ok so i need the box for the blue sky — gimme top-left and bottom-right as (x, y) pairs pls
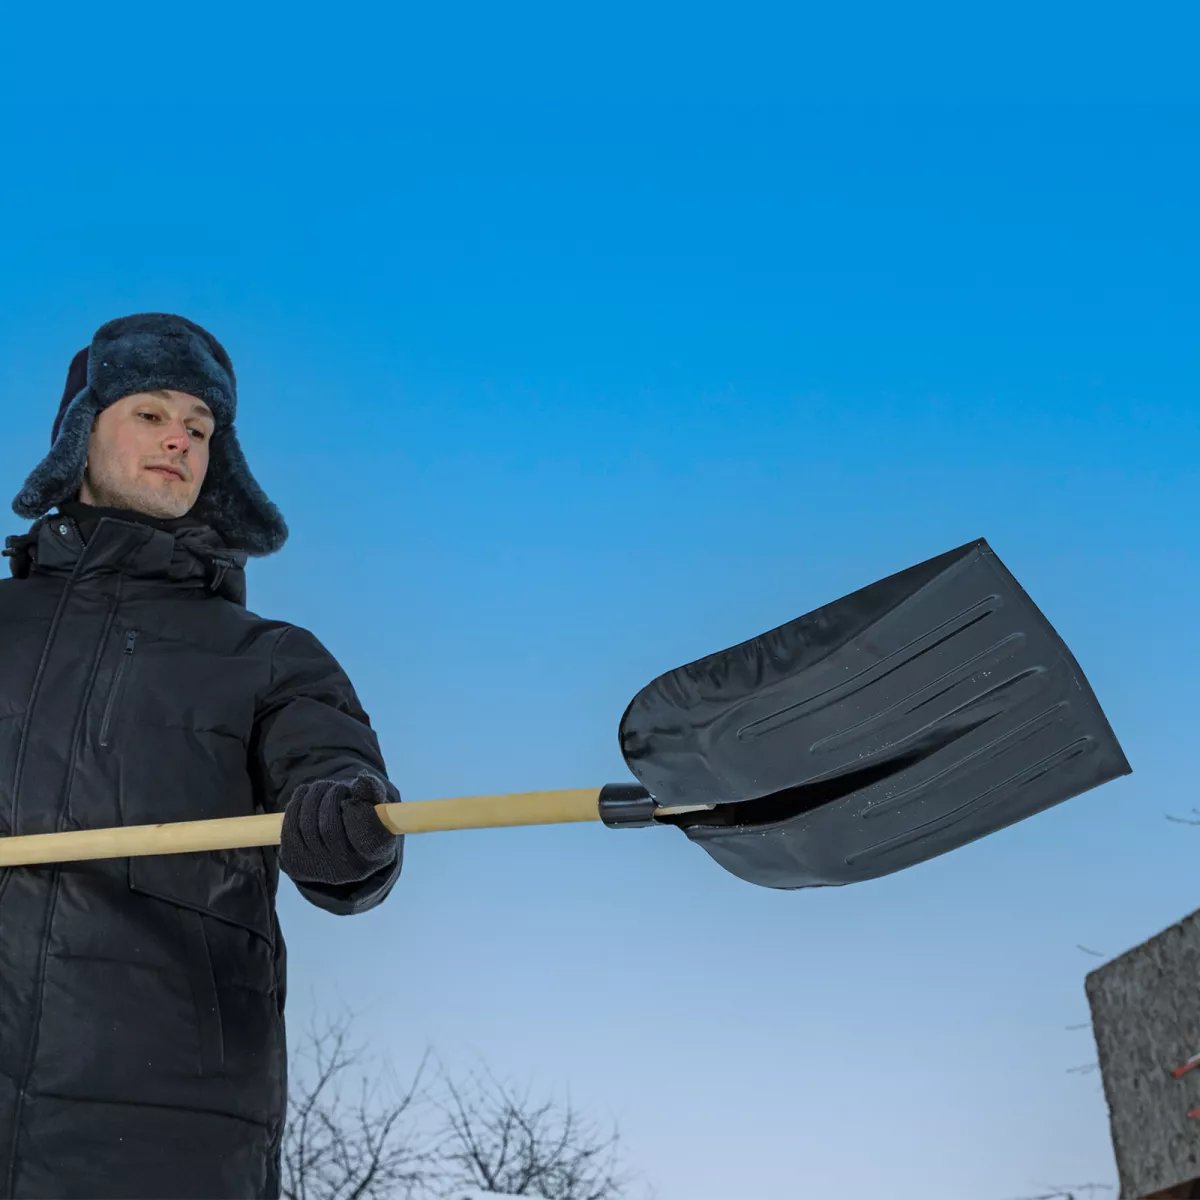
(1, 9), (1198, 1197)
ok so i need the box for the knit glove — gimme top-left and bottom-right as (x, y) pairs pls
(278, 772), (399, 887)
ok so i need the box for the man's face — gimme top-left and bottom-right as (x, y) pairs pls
(78, 390), (215, 518)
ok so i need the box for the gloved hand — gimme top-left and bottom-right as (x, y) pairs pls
(278, 772), (399, 887)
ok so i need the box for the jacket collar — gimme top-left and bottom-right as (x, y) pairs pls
(4, 504), (248, 605)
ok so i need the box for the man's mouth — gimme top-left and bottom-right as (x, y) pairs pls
(146, 465), (185, 481)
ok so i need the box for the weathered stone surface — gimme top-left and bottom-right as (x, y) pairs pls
(1087, 908), (1200, 1200)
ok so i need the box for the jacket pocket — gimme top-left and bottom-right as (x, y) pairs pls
(99, 628), (139, 748)
(175, 906), (226, 1075)
(128, 852), (275, 949)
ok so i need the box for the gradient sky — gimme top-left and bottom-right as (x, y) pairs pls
(1, 11), (1198, 1198)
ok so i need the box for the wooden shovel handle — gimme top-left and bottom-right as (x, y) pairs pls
(0, 788), (711, 868)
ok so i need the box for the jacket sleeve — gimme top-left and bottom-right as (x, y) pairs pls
(251, 623), (403, 916)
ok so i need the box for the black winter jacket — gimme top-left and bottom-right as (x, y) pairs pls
(0, 506), (403, 1199)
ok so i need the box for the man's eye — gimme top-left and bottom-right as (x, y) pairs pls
(189, 429), (207, 441)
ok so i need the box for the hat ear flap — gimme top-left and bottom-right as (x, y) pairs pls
(12, 386), (103, 520)
(190, 425), (288, 556)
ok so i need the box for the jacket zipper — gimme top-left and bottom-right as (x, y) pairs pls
(0, 521), (91, 913)
(5, 519), (124, 1191)
(99, 630), (139, 748)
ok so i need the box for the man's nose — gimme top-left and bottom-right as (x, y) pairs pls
(162, 422), (190, 453)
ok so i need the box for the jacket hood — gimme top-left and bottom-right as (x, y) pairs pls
(4, 506), (248, 606)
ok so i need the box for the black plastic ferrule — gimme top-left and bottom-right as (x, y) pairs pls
(597, 782), (657, 828)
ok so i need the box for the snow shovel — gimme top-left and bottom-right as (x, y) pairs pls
(0, 539), (1131, 889)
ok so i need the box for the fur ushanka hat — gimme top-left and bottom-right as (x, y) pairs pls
(12, 313), (288, 556)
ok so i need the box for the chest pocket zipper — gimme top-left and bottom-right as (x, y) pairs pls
(99, 630), (139, 748)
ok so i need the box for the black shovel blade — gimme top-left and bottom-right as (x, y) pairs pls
(618, 539), (1131, 889)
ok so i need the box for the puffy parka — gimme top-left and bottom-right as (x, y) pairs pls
(0, 506), (403, 1199)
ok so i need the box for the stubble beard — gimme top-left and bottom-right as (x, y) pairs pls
(81, 461), (196, 520)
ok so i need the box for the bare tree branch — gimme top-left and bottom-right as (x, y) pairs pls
(430, 1059), (639, 1199)
(1003, 1185), (1113, 1200)
(281, 1006), (435, 1200)
(283, 1006), (651, 1199)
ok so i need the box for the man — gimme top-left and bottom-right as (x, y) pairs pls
(0, 313), (404, 1198)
